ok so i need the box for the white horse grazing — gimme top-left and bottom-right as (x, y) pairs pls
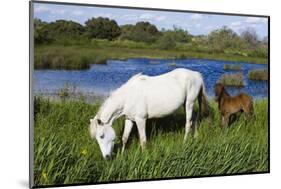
(89, 68), (209, 159)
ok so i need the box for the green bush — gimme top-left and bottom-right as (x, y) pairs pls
(248, 69), (268, 80)
(85, 17), (121, 40)
(218, 73), (244, 86)
(207, 26), (240, 53)
(157, 32), (176, 50)
(119, 22), (160, 43)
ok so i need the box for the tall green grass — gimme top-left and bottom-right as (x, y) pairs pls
(33, 98), (268, 186)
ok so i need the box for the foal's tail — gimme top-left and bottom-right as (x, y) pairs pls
(198, 82), (209, 119)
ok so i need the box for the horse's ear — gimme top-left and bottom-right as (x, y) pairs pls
(97, 119), (102, 125)
(221, 85), (226, 92)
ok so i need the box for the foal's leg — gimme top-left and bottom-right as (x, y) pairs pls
(221, 113), (230, 128)
(184, 100), (194, 142)
(135, 118), (147, 151)
(122, 119), (134, 153)
(244, 102), (254, 120)
(221, 116), (225, 128)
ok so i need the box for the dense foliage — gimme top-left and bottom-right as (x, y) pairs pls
(85, 17), (121, 40)
(119, 22), (160, 43)
(34, 17), (267, 55)
(34, 17), (268, 69)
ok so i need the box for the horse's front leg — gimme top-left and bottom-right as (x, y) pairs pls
(184, 100), (194, 142)
(122, 119), (134, 153)
(135, 118), (147, 151)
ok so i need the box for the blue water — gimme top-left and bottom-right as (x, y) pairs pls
(33, 58), (268, 98)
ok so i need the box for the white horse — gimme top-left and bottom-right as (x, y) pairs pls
(89, 68), (209, 159)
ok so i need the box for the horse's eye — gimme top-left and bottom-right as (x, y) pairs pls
(100, 134), (104, 139)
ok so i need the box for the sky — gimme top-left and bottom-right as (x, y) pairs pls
(34, 2), (268, 39)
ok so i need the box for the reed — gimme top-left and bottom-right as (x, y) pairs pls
(33, 97), (268, 186)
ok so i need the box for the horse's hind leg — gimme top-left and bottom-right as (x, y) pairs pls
(122, 119), (134, 153)
(184, 100), (194, 142)
(192, 110), (199, 138)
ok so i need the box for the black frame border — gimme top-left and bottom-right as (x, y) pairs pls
(29, 0), (270, 188)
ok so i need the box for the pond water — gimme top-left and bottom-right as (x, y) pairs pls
(33, 58), (268, 99)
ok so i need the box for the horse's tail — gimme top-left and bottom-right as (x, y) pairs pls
(198, 81), (209, 119)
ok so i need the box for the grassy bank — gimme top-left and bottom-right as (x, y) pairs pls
(33, 98), (268, 186)
(34, 40), (268, 70)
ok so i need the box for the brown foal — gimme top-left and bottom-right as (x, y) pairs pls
(214, 83), (253, 128)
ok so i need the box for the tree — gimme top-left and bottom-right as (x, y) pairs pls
(85, 17), (121, 40)
(157, 32), (176, 50)
(34, 19), (86, 44)
(208, 26), (240, 52)
(160, 26), (191, 43)
(241, 28), (259, 47)
(47, 20), (85, 37)
(34, 18), (53, 44)
(120, 22), (160, 43)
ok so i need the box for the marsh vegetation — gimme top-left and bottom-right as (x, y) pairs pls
(34, 97), (268, 186)
(34, 18), (268, 70)
(248, 69), (268, 81)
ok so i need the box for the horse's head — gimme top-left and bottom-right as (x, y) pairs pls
(214, 83), (225, 101)
(89, 117), (116, 159)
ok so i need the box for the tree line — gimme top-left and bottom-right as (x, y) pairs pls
(34, 17), (268, 57)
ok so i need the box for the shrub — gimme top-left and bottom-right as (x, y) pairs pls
(119, 22), (160, 43)
(223, 64), (241, 71)
(207, 26), (240, 53)
(218, 73), (244, 86)
(248, 69), (268, 80)
(157, 32), (176, 50)
(85, 17), (121, 40)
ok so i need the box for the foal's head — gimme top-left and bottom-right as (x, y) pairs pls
(214, 83), (229, 101)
